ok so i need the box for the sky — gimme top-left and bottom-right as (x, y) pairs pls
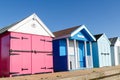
(0, 0), (120, 38)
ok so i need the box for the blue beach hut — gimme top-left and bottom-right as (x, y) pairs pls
(92, 33), (111, 68)
(53, 25), (96, 71)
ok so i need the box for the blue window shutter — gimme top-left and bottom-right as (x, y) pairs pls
(59, 39), (66, 56)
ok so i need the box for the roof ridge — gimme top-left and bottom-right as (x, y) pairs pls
(53, 25), (80, 33)
(53, 25), (81, 38)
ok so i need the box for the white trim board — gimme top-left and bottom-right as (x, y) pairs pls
(8, 13), (54, 37)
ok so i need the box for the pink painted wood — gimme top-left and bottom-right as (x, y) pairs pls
(20, 34), (31, 74)
(10, 33), (21, 75)
(0, 32), (53, 77)
(45, 36), (52, 51)
(32, 35), (45, 74)
(44, 37), (53, 72)
(1, 34), (10, 77)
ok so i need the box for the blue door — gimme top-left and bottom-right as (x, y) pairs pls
(78, 41), (86, 67)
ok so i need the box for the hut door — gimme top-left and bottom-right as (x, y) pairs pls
(78, 41), (86, 68)
(69, 40), (76, 70)
(32, 35), (45, 74)
(117, 47), (120, 64)
(10, 33), (22, 75)
(44, 37), (53, 72)
(20, 34), (31, 74)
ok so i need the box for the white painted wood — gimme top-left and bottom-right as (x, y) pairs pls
(84, 41), (88, 68)
(66, 38), (70, 70)
(74, 39), (78, 69)
(97, 34), (111, 67)
(69, 40), (76, 70)
(76, 41), (80, 68)
(89, 42), (93, 68)
(8, 13), (54, 37)
(69, 40), (75, 55)
(112, 37), (120, 66)
(71, 25), (96, 41)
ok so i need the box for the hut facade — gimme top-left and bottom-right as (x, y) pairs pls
(53, 25), (96, 72)
(0, 13), (54, 77)
(92, 34), (111, 67)
(109, 37), (120, 66)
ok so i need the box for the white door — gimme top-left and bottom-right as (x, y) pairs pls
(69, 40), (76, 70)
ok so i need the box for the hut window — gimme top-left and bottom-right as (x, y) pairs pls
(59, 39), (66, 56)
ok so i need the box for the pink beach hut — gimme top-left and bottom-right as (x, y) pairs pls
(0, 13), (54, 77)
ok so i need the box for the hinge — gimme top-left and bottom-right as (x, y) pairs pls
(21, 68), (28, 71)
(10, 36), (20, 39)
(21, 37), (28, 40)
(47, 67), (53, 69)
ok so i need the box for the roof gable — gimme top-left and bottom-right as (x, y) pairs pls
(94, 33), (111, 44)
(0, 13), (54, 37)
(53, 26), (80, 38)
(54, 25), (96, 41)
(109, 37), (118, 46)
(94, 34), (103, 40)
(71, 25), (96, 41)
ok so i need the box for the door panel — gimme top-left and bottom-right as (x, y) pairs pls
(32, 52), (45, 74)
(10, 52), (21, 75)
(69, 55), (76, 70)
(10, 33), (22, 75)
(45, 53), (53, 72)
(10, 33), (21, 50)
(32, 35), (45, 51)
(20, 34), (31, 74)
(69, 40), (76, 70)
(21, 34), (31, 51)
(10, 33), (32, 75)
(78, 41), (86, 67)
(45, 37), (52, 52)
(32, 35), (45, 74)
(20, 52), (31, 74)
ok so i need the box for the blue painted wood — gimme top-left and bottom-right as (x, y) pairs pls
(87, 42), (90, 56)
(78, 41), (86, 67)
(59, 39), (67, 56)
(92, 34), (111, 67)
(53, 39), (68, 72)
(71, 29), (94, 41)
(71, 31), (87, 41)
(92, 42), (99, 67)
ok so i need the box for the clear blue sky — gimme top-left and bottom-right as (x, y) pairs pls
(0, 0), (120, 37)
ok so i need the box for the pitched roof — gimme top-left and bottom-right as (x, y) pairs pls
(94, 33), (103, 40)
(0, 13), (54, 37)
(53, 26), (80, 38)
(109, 37), (118, 46)
(0, 22), (19, 34)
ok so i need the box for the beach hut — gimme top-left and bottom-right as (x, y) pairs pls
(109, 37), (120, 66)
(0, 13), (54, 77)
(92, 33), (111, 67)
(53, 25), (96, 72)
